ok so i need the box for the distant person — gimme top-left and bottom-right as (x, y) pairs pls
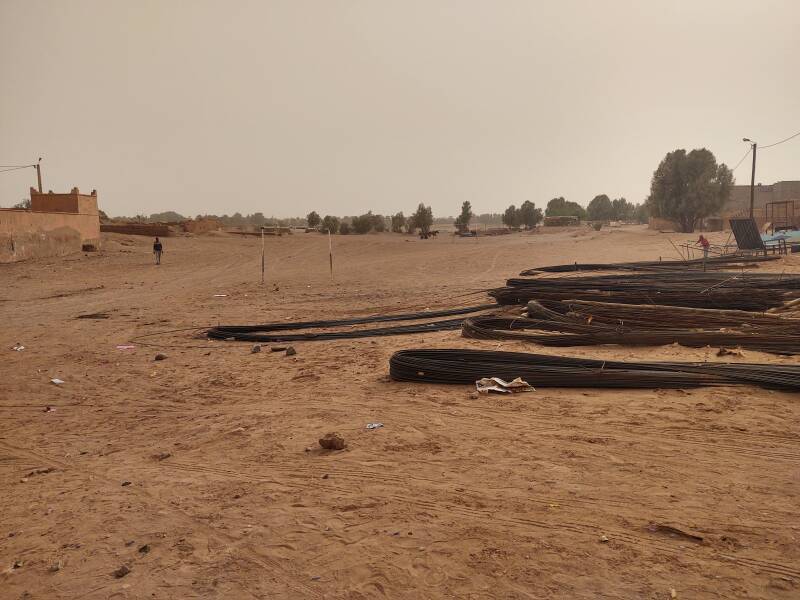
(153, 237), (163, 265)
(696, 234), (710, 259)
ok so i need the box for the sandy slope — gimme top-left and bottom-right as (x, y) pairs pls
(1, 226), (799, 599)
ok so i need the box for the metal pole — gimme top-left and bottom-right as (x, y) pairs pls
(35, 158), (42, 193)
(328, 229), (333, 279)
(261, 228), (265, 284)
(749, 143), (757, 218)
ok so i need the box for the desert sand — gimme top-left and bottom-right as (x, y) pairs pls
(1, 225), (799, 599)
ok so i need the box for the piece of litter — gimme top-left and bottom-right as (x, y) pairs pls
(50, 378), (65, 385)
(647, 522), (704, 543)
(154, 353), (167, 361)
(116, 345), (135, 350)
(366, 423), (384, 430)
(213, 294), (228, 297)
(599, 535), (609, 543)
(12, 343), (25, 351)
(476, 377), (535, 394)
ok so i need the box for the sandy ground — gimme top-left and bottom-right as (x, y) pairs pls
(1, 225), (799, 599)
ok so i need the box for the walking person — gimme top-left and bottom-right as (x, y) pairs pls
(697, 234), (710, 259)
(153, 237), (163, 265)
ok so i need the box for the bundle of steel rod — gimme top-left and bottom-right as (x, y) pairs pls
(542, 300), (800, 331)
(206, 304), (497, 342)
(519, 255), (780, 275)
(389, 349), (800, 390)
(491, 272), (800, 310)
(462, 304), (800, 355)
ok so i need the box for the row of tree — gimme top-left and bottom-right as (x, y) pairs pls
(307, 203), (434, 236)
(107, 147), (731, 235)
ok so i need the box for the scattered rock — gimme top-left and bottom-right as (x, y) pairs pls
(154, 353), (167, 361)
(322, 474), (329, 479)
(285, 346), (297, 356)
(310, 576), (321, 581)
(19, 478), (28, 483)
(43, 406), (54, 413)
(251, 344), (262, 354)
(13, 560), (23, 569)
(49, 560), (63, 572)
(669, 588), (677, 599)
(599, 535), (609, 543)
(121, 481), (132, 487)
(319, 432), (346, 450)
(469, 392), (480, 400)
(153, 452), (171, 461)
(113, 564), (131, 578)
(270, 346), (287, 352)
(138, 544), (150, 554)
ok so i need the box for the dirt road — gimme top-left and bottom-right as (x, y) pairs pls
(2, 226), (798, 598)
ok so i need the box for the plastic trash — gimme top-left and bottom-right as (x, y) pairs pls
(12, 343), (25, 351)
(476, 377), (535, 394)
(366, 422), (384, 430)
(50, 378), (65, 385)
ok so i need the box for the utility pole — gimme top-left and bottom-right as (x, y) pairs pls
(35, 157), (42, 193)
(742, 139), (757, 218)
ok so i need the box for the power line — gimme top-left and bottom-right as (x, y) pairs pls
(730, 147), (752, 172)
(760, 129), (800, 149)
(0, 165), (34, 174)
(0, 164), (34, 168)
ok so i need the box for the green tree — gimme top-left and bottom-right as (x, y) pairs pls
(306, 211), (321, 228)
(587, 194), (614, 221)
(454, 201), (474, 232)
(518, 200), (543, 229)
(545, 197), (586, 220)
(391, 212), (406, 233)
(370, 213), (387, 232)
(321, 215), (340, 234)
(411, 203), (433, 236)
(339, 222), (351, 235)
(647, 148), (733, 233)
(502, 204), (520, 228)
(14, 198), (31, 209)
(633, 202), (650, 224)
(611, 197), (635, 221)
(351, 212), (374, 234)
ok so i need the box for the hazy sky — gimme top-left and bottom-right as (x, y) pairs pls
(1, 1), (798, 218)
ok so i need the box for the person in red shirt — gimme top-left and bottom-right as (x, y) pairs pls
(697, 234), (710, 259)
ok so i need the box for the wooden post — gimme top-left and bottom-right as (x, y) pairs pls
(261, 227), (265, 284)
(328, 230), (333, 279)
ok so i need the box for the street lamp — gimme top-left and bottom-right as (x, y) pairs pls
(743, 138), (757, 218)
